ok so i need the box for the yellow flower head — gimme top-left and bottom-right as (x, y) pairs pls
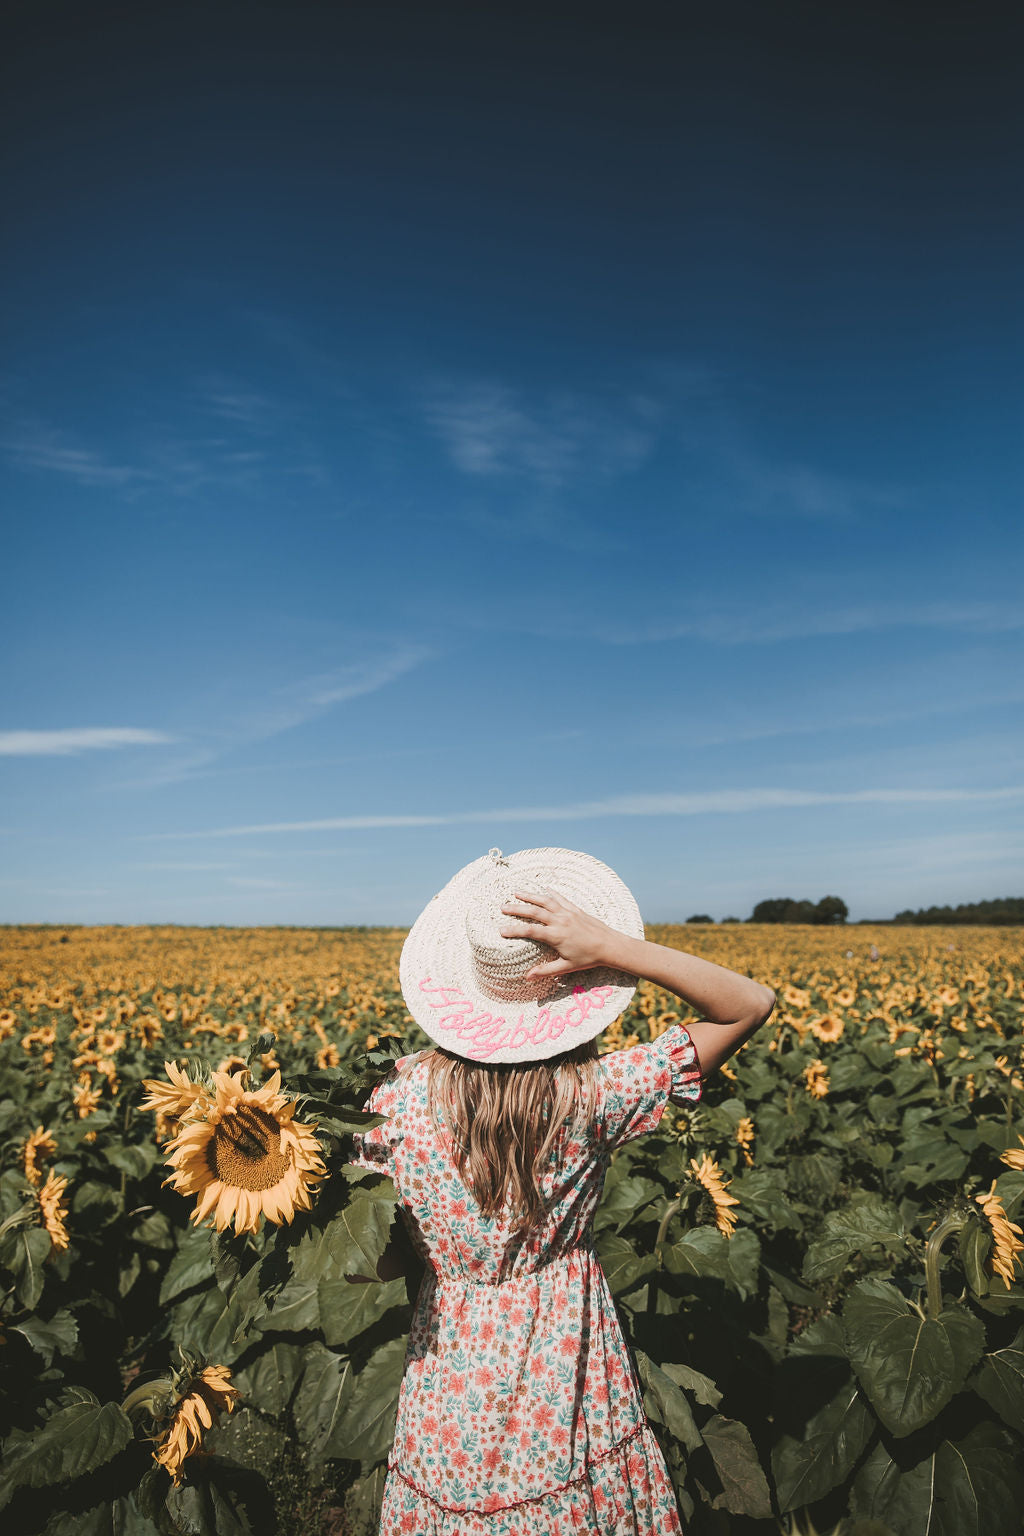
(153, 1365), (241, 1486)
(736, 1116), (755, 1166)
(999, 1136), (1024, 1173)
(810, 1014), (844, 1044)
(804, 1059), (830, 1098)
(975, 1180), (1024, 1289)
(160, 1069), (327, 1235)
(690, 1154), (740, 1239)
(37, 1168), (70, 1250)
(22, 1126), (57, 1186)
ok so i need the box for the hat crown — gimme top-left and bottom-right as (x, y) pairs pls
(464, 862), (558, 1003)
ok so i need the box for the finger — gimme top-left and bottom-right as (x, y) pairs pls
(498, 921), (548, 940)
(500, 899), (550, 923)
(525, 958), (578, 978)
(512, 888), (554, 909)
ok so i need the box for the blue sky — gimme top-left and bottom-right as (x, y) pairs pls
(2, 2), (1022, 925)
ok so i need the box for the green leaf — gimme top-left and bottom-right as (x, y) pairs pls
(969, 1327), (1024, 1434)
(160, 1230), (216, 1305)
(843, 1279), (986, 1436)
(316, 1195), (397, 1280)
(593, 1173), (663, 1234)
(10, 1225), (53, 1310)
(772, 1369), (874, 1513)
(0, 1395), (133, 1510)
(11, 1307), (78, 1365)
(594, 1232), (656, 1295)
(728, 1169), (802, 1233)
(802, 1195), (907, 1284)
(233, 1340), (308, 1419)
(658, 1359), (722, 1409)
(332, 1336), (407, 1474)
(662, 1226), (761, 1298)
(851, 1418), (1024, 1536)
(292, 1341), (354, 1466)
(634, 1350), (702, 1451)
(318, 1277), (408, 1346)
(106, 1142), (159, 1180)
(701, 1414), (772, 1518)
(254, 1277), (320, 1335)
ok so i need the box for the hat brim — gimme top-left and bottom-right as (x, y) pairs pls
(399, 847), (645, 1064)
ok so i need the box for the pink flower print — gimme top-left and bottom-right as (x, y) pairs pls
(452, 1448), (470, 1472)
(558, 1333), (577, 1358)
(450, 1197), (468, 1219)
(440, 1420), (460, 1450)
(475, 1364), (496, 1389)
(478, 1319), (496, 1345)
(534, 1402), (556, 1431)
(421, 1413), (439, 1437)
(482, 1445), (502, 1475)
(448, 1372), (466, 1394)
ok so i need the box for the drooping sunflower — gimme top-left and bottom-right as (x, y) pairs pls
(152, 1364), (241, 1485)
(735, 1116), (755, 1167)
(690, 1155), (740, 1239)
(1000, 1136), (1024, 1172)
(37, 1168), (70, 1250)
(160, 1068), (327, 1234)
(975, 1180), (1024, 1288)
(22, 1125), (57, 1186)
(804, 1059), (830, 1098)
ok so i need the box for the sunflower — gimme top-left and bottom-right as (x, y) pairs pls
(690, 1155), (740, 1239)
(736, 1116), (755, 1167)
(37, 1168), (70, 1250)
(974, 1180), (1024, 1288)
(1000, 1136), (1024, 1172)
(804, 1059), (830, 1098)
(140, 1061), (212, 1122)
(73, 1079), (103, 1118)
(153, 1365), (241, 1485)
(160, 1069), (327, 1234)
(22, 1125), (57, 1186)
(810, 1013), (844, 1043)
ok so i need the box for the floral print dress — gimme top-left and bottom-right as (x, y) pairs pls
(349, 1023), (703, 1535)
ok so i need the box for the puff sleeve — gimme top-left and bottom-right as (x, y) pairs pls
(346, 1067), (406, 1178)
(597, 1024), (703, 1151)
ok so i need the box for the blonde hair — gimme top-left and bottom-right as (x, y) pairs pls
(424, 1041), (601, 1232)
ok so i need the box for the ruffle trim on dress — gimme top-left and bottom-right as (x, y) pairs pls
(387, 1422), (645, 1515)
(380, 1420), (683, 1533)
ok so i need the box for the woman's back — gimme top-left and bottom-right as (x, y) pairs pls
(350, 1025), (702, 1523)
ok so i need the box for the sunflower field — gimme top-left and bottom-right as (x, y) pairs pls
(1, 922), (1022, 1536)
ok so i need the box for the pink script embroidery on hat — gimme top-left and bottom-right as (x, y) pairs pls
(418, 977), (616, 1061)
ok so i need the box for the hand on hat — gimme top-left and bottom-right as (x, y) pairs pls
(498, 890), (618, 979)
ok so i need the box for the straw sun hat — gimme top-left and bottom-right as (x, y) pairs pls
(399, 847), (645, 1064)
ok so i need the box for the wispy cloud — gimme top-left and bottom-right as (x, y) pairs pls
(1, 425), (151, 489)
(601, 598), (1024, 646)
(113, 643), (436, 789)
(0, 727), (175, 757)
(143, 783), (1024, 839)
(421, 379), (658, 487)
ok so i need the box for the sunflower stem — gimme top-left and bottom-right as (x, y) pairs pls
(924, 1208), (969, 1320)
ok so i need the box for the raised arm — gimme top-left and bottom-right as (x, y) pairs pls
(500, 890), (776, 1078)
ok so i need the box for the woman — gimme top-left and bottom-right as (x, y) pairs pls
(350, 846), (776, 1534)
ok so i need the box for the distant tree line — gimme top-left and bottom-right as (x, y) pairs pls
(681, 894), (1024, 926)
(685, 896), (849, 925)
(889, 896), (1024, 926)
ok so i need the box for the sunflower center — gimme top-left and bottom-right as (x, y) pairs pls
(207, 1104), (291, 1191)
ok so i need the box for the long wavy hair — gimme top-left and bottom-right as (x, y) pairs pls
(423, 1040), (601, 1232)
